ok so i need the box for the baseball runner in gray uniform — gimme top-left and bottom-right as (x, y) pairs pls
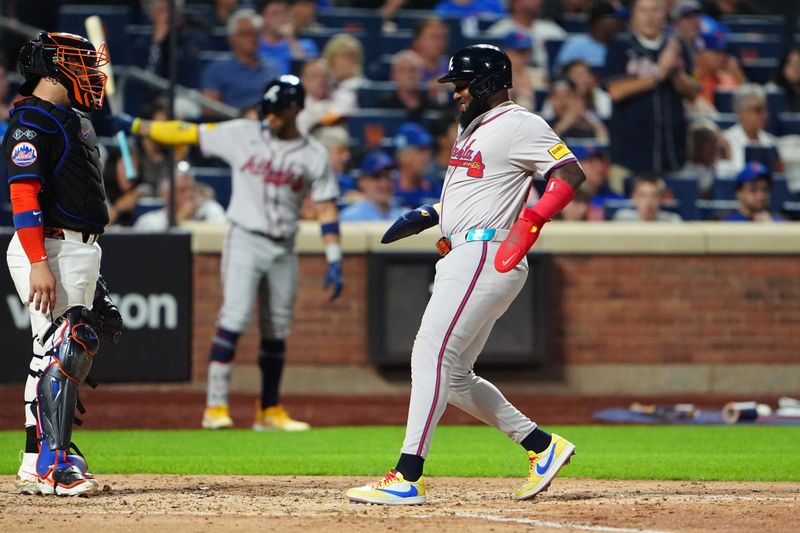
(118, 76), (342, 431)
(347, 45), (586, 505)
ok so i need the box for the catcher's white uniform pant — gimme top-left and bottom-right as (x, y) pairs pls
(6, 232), (101, 427)
(401, 240), (536, 458)
(218, 224), (298, 339)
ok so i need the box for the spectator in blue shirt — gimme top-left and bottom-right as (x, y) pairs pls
(340, 151), (407, 222)
(723, 162), (784, 222)
(393, 123), (442, 209)
(258, 0), (318, 75)
(201, 9), (280, 112)
(554, 0), (625, 74)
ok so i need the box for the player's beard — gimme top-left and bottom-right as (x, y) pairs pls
(459, 97), (490, 130)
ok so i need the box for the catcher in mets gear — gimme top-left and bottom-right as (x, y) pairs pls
(347, 45), (585, 505)
(4, 32), (123, 496)
(116, 75), (342, 431)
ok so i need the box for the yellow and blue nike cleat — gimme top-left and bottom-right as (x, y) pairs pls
(346, 470), (427, 505)
(514, 433), (576, 500)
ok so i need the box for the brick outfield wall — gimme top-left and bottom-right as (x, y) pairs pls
(192, 254), (800, 381)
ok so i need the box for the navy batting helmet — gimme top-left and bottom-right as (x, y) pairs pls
(260, 75), (305, 117)
(18, 32), (109, 112)
(437, 44), (512, 100)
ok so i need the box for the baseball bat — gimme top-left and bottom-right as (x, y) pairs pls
(85, 15), (137, 180)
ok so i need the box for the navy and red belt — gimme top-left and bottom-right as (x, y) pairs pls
(43, 226), (100, 244)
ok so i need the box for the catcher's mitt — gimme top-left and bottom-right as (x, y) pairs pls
(92, 275), (123, 344)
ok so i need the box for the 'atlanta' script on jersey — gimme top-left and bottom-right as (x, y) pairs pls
(449, 139), (485, 178)
(240, 155), (304, 192)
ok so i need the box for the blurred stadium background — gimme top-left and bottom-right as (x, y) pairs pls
(0, 0), (798, 430)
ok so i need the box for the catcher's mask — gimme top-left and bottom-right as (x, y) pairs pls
(17, 32), (109, 112)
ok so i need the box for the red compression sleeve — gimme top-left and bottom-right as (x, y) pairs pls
(523, 177), (576, 223)
(10, 180), (47, 264)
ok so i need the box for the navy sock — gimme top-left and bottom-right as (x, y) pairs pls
(209, 327), (240, 363)
(395, 453), (424, 482)
(258, 339), (285, 409)
(521, 428), (552, 454)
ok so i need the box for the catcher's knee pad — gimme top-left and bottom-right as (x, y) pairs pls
(36, 306), (99, 455)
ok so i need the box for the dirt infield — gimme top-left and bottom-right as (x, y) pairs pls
(1, 476), (798, 532)
(2, 386), (797, 531)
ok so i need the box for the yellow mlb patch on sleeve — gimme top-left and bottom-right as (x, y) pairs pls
(548, 143), (571, 160)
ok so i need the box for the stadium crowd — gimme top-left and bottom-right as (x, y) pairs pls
(2, 0), (800, 225)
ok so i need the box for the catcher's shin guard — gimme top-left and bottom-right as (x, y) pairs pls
(36, 307), (98, 477)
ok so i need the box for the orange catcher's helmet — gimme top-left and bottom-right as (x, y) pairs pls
(17, 32), (109, 112)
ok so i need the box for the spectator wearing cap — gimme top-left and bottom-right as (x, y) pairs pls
(201, 9), (280, 113)
(694, 26), (746, 110)
(716, 84), (779, 178)
(553, 0), (625, 74)
(258, 0), (318, 75)
(487, 0), (567, 73)
(377, 50), (442, 123)
(672, 119), (723, 198)
(669, 0), (703, 67)
(723, 162), (783, 222)
(501, 31), (540, 111)
(340, 152), (407, 222)
(545, 78), (609, 141)
(612, 174), (683, 222)
(605, 0), (699, 178)
(572, 144), (625, 220)
(393, 123), (443, 209)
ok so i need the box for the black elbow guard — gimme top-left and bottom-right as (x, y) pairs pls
(381, 204), (440, 244)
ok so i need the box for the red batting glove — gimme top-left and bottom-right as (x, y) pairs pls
(494, 209), (546, 273)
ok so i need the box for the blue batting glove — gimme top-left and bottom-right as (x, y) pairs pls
(111, 113), (136, 135)
(324, 261), (343, 301)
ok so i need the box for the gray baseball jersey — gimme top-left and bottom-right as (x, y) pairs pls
(439, 103), (577, 237)
(199, 119), (339, 238)
(401, 103), (577, 459)
(199, 119), (338, 410)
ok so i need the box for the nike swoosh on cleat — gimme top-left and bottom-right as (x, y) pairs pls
(376, 485), (418, 498)
(535, 446), (556, 475)
(501, 256), (513, 266)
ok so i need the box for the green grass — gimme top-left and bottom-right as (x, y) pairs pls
(3, 425), (799, 481)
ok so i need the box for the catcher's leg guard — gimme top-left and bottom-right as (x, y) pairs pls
(35, 306), (99, 494)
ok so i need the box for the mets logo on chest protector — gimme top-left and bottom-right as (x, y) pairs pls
(11, 142), (38, 167)
(449, 139), (485, 178)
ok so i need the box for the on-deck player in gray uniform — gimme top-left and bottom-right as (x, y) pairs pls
(118, 76), (342, 431)
(347, 45), (586, 505)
